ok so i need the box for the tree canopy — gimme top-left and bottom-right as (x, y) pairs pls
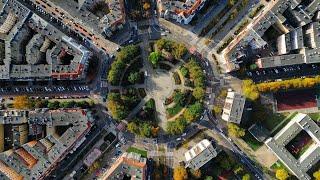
(313, 169), (320, 180)
(155, 39), (187, 59)
(127, 120), (153, 137)
(185, 58), (205, 88)
(107, 45), (140, 85)
(243, 76), (320, 101)
(228, 123), (245, 137)
(167, 118), (188, 135)
(128, 72), (141, 84)
(13, 96), (31, 109)
(193, 87), (205, 100)
(173, 166), (188, 180)
(148, 51), (161, 66)
(107, 92), (130, 120)
(242, 174), (250, 180)
(183, 102), (203, 122)
(276, 169), (289, 180)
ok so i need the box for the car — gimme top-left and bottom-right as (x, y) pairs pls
(128, 39), (133, 43)
(176, 137), (182, 141)
(182, 133), (186, 137)
(161, 32), (166, 36)
(115, 143), (121, 148)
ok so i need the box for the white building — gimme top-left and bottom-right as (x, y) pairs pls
(265, 113), (320, 180)
(184, 139), (217, 170)
(222, 91), (246, 124)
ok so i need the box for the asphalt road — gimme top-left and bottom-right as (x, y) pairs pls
(200, 111), (265, 180)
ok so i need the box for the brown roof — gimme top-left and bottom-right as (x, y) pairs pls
(0, 160), (23, 180)
(15, 148), (38, 169)
(123, 157), (146, 169)
(26, 140), (37, 147)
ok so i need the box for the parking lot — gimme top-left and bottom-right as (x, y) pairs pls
(246, 63), (320, 82)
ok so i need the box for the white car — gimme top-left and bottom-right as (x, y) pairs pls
(176, 137), (182, 141)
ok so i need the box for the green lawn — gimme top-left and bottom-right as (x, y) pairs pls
(308, 113), (320, 121)
(251, 102), (296, 133)
(241, 132), (263, 151)
(166, 103), (183, 117)
(127, 147), (147, 158)
(270, 112), (298, 136)
(270, 160), (287, 170)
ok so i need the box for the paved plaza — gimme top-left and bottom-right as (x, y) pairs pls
(145, 69), (175, 129)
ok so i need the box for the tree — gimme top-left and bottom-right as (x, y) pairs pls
(77, 100), (90, 108)
(107, 45), (140, 85)
(220, 156), (233, 170)
(233, 164), (244, 175)
(107, 99), (128, 120)
(190, 169), (201, 179)
(48, 101), (60, 109)
(313, 169), (320, 180)
(183, 102), (203, 122)
(34, 99), (48, 108)
(180, 66), (189, 77)
(145, 98), (156, 109)
(242, 79), (259, 101)
(204, 176), (213, 180)
(127, 122), (139, 134)
(88, 161), (101, 174)
(276, 169), (289, 180)
(242, 174), (251, 180)
(143, 2), (151, 10)
(172, 43), (187, 59)
(107, 60), (126, 85)
(141, 123), (152, 137)
(167, 118), (187, 135)
(59, 101), (75, 108)
(193, 87), (205, 100)
(228, 123), (245, 137)
(13, 96), (31, 109)
(212, 105), (222, 116)
(173, 91), (185, 105)
(128, 72), (140, 84)
(149, 51), (161, 66)
(173, 166), (188, 180)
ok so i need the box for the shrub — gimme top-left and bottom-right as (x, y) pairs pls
(180, 66), (189, 77)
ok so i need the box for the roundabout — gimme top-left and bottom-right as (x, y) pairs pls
(106, 38), (209, 137)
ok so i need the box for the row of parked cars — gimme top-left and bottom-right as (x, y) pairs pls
(0, 85), (90, 94)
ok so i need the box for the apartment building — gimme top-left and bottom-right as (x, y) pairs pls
(184, 139), (217, 170)
(157, 0), (207, 24)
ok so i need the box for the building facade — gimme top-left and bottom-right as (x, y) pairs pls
(184, 139), (217, 170)
(222, 91), (246, 124)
